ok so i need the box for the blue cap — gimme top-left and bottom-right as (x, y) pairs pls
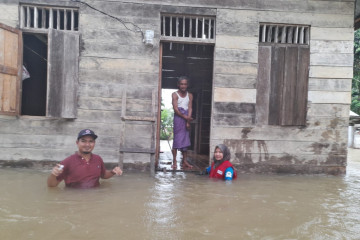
(77, 129), (98, 140)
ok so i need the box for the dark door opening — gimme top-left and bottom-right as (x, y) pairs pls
(22, 33), (47, 116)
(158, 42), (214, 170)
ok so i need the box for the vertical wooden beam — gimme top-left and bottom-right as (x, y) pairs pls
(42, 8), (46, 29)
(26, 7), (30, 28)
(274, 26), (279, 43)
(294, 26), (299, 44)
(213, 19), (216, 38)
(305, 27), (310, 44)
(20, 6), (25, 28)
(183, 16), (185, 37)
(57, 9), (60, 30)
(202, 17), (205, 38)
(281, 26), (286, 43)
(34, 6), (38, 28)
(267, 25), (273, 42)
(170, 16), (172, 36)
(176, 17), (178, 37)
(162, 16), (165, 36)
(261, 24), (266, 42)
(71, 10), (74, 31)
(196, 17), (198, 38)
(299, 27), (304, 44)
(256, 46), (272, 125)
(64, 9), (67, 30)
(189, 17), (192, 38)
(208, 18), (211, 39)
(287, 27), (293, 43)
(49, 9), (53, 29)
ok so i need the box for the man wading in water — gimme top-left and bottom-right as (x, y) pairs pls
(171, 76), (194, 170)
(47, 129), (122, 188)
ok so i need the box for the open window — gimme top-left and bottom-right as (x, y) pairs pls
(256, 24), (310, 126)
(0, 4), (80, 118)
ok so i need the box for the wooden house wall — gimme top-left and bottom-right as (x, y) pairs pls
(0, 0), (355, 174)
(211, 1), (354, 174)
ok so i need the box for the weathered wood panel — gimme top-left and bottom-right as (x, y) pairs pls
(82, 41), (158, 59)
(310, 53), (354, 66)
(211, 126), (348, 142)
(307, 103), (350, 118)
(0, 117), (123, 137)
(255, 46), (271, 125)
(79, 82), (124, 98)
(229, 152), (347, 167)
(213, 113), (254, 126)
(214, 48), (257, 63)
(216, 36), (258, 50)
(308, 78), (352, 91)
(214, 88), (257, 103)
(47, 30), (79, 118)
(109, 0), (355, 15)
(310, 40), (353, 53)
(268, 46), (285, 125)
(212, 139), (348, 156)
(214, 102), (255, 114)
(280, 47), (298, 125)
(81, 70), (156, 87)
(311, 27), (354, 40)
(123, 152), (150, 163)
(218, 8), (353, 28)
(294, 46), (310, 126)
(80, 57), (157, 72)
(0, 148), (120, 163)
(216, 22), (258, 37)
(78, 96), (122, 111)
(308, 91), (351, 104)
(309, 66), (353, 78)
(0, 23), (22, 116)
(0, 4), (18, 27)
(76, 109), (123, 124)
(214, 61), (258, 75)
(213, 74), (256, 89)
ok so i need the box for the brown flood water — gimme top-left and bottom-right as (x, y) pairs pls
(1, 149), (360, 240)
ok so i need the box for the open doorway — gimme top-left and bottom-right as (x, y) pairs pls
(158, 42), (214, 171)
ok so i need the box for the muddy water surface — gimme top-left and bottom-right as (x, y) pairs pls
(1, 149), (360, 240)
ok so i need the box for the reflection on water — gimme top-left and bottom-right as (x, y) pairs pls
(1, 149), (360, 239)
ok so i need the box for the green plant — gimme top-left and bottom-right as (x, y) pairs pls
(160, 107), (173, 140)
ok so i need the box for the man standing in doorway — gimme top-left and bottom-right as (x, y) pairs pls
(172, 76), (193, 170)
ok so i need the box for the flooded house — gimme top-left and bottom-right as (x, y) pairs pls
(0, 0), (357, 174)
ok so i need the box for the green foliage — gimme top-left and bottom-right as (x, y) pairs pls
(160, 107), (173, 140)
(352, 29), (360, 114)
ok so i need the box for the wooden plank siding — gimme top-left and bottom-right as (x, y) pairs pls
(0, 0), (355, 174)
(212, 2), (353, 173)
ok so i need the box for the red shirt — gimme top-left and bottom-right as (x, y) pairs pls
(209, 160), (237, 180)
(56, 153), (106, 188)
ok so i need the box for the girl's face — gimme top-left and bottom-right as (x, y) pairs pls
(214, 147), (223, 161)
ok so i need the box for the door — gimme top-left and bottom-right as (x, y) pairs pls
(0, 23), (23, 116)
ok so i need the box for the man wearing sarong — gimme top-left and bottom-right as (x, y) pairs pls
(171, 76), (193, 170)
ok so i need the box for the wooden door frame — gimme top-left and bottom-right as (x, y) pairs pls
(155, 42), (163, 165)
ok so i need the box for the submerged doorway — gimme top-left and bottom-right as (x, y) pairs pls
(158, 42), (214, 171)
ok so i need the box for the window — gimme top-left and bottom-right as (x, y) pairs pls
(0, 4), (80, 118)
(256, 24), (310, 126)
(160, 14), (215, 44)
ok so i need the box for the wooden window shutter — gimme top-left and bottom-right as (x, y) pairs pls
(47, 29), (79, 118)
(0, 23), (23, 116)
(257, 45), (309, 126)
